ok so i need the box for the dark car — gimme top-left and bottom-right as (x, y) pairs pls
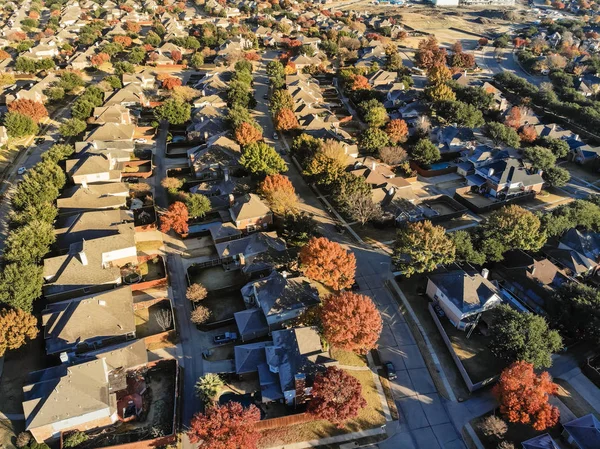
(263, 93), (269, 99)
(123, 177), (140, 183)
(214, 332), (237, 345)
(384, 362), (397, 380)
(351, 281), (360, 291)
(35, 137), (45, 145)
(335, 223), (346, 234)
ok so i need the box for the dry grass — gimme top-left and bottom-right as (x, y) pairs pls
(0, 143), (21, 171)
(258, 370), (385, 448)
(0, 419), (24, 449)
(330, 348), (367, 367)
(136, 240), (163, 253)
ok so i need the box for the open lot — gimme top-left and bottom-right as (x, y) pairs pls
(135, 302), (173, 338)
(188, 266), (244, 291)
(202, 289), (246, 323)
(257, 369), (385, 448)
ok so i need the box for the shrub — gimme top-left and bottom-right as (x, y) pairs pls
(191, 306), (211, 324)
(186, 283), (208, 302)
(479, 415), (508, 440)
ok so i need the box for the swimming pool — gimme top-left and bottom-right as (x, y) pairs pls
(429, 162), (451, 170)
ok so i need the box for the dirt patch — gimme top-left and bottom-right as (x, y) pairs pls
(135, 302), (173, 338)
(330, 348), (368, 367)
(188, 266), (245, 291)
(202, 289), (246, 323)
(0, 419), (25, 449)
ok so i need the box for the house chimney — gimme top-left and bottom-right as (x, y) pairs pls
(60, 352), (69, 363)
(79, 250), (88, 266)
(371, 161), (376, 170)
(488, 168), (494, 177)
(481, 268), (489, 279)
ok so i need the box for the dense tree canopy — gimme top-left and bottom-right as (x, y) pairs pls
(493, 361), (559, 431)
(550, 282), (600, 344)
(259, 174), (298, 215)
(0, 308), (38, 357)
(154, 98), (191, 124)
(411, 138), (441, 166)
(187, 402), (261, 449)
(240, 142), (287, 176)
(489, 304), (563, 369)
(160, 202), (189, 235)
(299, 237), (356, 290)
(393, 221), (455, 276)
(321, 291), (382, 354)
(309, 366), (367, 426)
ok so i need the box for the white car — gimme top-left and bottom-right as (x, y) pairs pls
(17, 167), (26, 175)
(273, 133), (279, 140)
(134, 138), (148, 144)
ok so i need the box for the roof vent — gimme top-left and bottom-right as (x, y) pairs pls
(98, 300), (106, 306)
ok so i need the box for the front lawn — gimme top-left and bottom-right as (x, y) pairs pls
(258, 370), (385, 448)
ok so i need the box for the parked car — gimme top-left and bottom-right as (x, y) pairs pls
(35, 137), (45, 144)
(122, 177), (139, 183)
(134, 138), (148, 144)
(139, 149), (152, 160)
(384, 362), (397, 380)
(351, 281), (360, 291)
(273, 132), (279, 140)
(433, 303), (445, 318)
(263, 93), (269, 100)
(335, 223), (346, 234)
(214, 332), (237, 345)
(17, 166), (26, 175)
(172, 136), (186, 143)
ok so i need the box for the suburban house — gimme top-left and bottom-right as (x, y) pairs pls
(498, 250), (570, 314)
(228, 193), (273, 232)
(213, 231), (287, 276)
(85, 123), (136, 143)
(65, 153), (122, 186)
(103, 84), (149, 107)
(482, 82), (509, 111)
(234, 326), (337, 404)
(234, 272), (321, 341)
(187, 135), (241, 179)
(54, 209), (134, 252)
(521, 413), (600, 449)
(122, 71), (155, 89)
(562, 414), (600, 449)
(368, 69), (398, 87)
(544, 228), (600, 276)
(89, 105), (132, 125)
(41, 287), (135, 355)
(426, 270), (503, 330)
(57, 183), (129, 213)
(23, 340), (148, 443)
(466, 158), (544, 200)
(42, 223), (137, 300)
(75, 140), (135, 162)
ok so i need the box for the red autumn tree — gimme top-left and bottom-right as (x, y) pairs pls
(299, 237), (356, 290)
(309, 366), (367, 427)
(519, 125), (538, 144)
(478, 37), (489, 46)
(0, 50), (10, 60)
(415, 35), (448, 70)
(505, 106), (522, 129)
(170, 49), (182, 63)
(385, 119), (409, 144)
(244, 52), (260, 61)
(514, 37), (527, 48)
(160, 201), (189, 235)
(234, 122), (262, 145)
(274, 108), (299, 131)
(91, 52), (110, 67)
(28, 10), (40, 19)
(493, 361), (560, 431)
(162, 77), (182, 90)
(8, 99), (48, 123)
(114, 35), (133, 47)
(126, 21), (141, 33)
(187, 402), (261, 449)
(350, 75), (371, 91)
(321, 291), (382, 354)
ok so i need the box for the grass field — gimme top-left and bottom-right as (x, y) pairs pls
(330, 348), (368, 367)
(258, 370), (385, 448)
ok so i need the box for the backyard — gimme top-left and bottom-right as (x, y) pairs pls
(257, 369), (386, 448)
(438, 314), (505, 385)
(135, 301), (174, 338)
(201, 289), (246, 323)
(187, 265), (245, 291)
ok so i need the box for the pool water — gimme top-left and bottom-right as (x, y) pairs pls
(429, 162), (451, 170)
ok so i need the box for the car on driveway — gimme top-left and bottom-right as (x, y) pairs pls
(17, 166), (26, 175)
(35, 137), (45, 145)
(134, 138), (148, 144)
(122, 177), (139, 183)
(214, 332), (237, 345)
(384, 362), (397, 380)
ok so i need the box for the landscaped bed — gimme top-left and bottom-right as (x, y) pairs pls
(257, 370), (385, 448)
(471, 409), (562, 449)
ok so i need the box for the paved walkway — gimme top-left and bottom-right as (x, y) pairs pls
(559, 367), (600, 414)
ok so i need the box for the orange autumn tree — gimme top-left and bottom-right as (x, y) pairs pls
(259, 174), (298, 215)
(0, 50), (10, 60)
(505, 106), (522, 129)
(321, 291), (382, 354)
(8, 99), (48, 123)
(171, 49), (182, 63)
(299, 237), (356, 290)
(160, 201), (189, 235)
(234, 122), (262, 145)
(385, 118), (409, 144)
(162, 77), (182, 90)
(350, 74), (370, 91)
(91, 52), (110, 67)
(274, 108), (299, 131)
(493, 361), (560, 431)
(519, 125), (538, 144)
(114, 35), (133, 47)
(125, 21), (141, 33)
(187, 402), (261, 449)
